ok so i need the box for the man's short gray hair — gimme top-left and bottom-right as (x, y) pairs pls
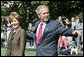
(35, 5), (49, 15)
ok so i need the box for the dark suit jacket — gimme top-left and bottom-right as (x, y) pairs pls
(6, 27), (26, 56)
(27, 19), (73, 56)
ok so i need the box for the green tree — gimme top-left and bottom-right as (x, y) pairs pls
(49, 1), (83, 19)
(1, 1), (83, 30)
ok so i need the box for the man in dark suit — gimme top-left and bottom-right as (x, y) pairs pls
(27, 5), (80, 56)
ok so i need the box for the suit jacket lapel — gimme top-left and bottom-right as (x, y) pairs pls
(11, 27), (21, 40)
(8, 30), (13, 41)
(35, 19), (52, 44)
(34, 21), (40, 33)
(35, 21), (40, 29)
(42, 19), (51, 35)
(11, 32), (16, 40)
(40, 20), (52, 43)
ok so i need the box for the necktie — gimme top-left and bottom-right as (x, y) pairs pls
(36, 23), (43, 44)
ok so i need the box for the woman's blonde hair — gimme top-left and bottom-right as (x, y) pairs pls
(8, 12), (21, 23)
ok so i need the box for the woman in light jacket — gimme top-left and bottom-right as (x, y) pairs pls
(5, 12), (26, 56)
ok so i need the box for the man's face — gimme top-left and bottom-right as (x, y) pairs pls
(38, 8), (49, 22)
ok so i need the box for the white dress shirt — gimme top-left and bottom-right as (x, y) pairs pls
(36, 22), (46, 38)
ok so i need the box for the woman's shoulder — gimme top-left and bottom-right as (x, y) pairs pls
(19, 28), (26, 33)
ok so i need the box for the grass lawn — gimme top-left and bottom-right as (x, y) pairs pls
(1, 48), (36, 56)
(2, 48), (82, 56)
(1, 48), (64, 56)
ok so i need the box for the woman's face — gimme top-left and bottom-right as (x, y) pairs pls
(11, 18), (20, 29)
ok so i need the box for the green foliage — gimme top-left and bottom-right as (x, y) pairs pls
(1, 1), (83, 30)
(49, 1), (83, 19)
(77, 12), (83, 22)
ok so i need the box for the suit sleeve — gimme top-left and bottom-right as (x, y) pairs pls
(56, 20), (74, 36)
(26, 21), (39, 40)
(19, 30), (26, 56)
(26, 31), (35, 40)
